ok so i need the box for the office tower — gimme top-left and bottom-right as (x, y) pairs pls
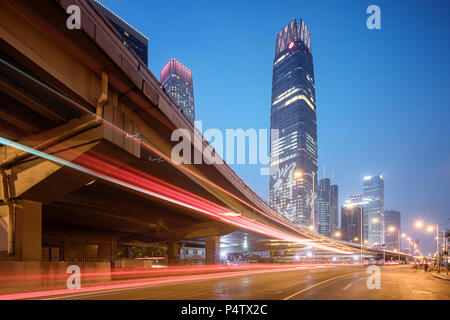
(330, 184), (339, 235)
(92, 1), (149, 65)
(269, 19), (318, 227)
(341, 205), (362, 243)
(160, 59), (195, 122)
(385, 210), (401, 251)
(363, 174), (385, 247)
(341, 194), (364, 242)
(318, 178), (330, 236)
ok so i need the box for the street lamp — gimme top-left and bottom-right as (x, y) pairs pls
(415, 220), (441, 273)
(387, 225), (401, 262)
(293, 170), (316, 231)
(333, 231), (341, 239)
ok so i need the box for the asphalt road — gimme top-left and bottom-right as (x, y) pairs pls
(38, 265), (449, 300)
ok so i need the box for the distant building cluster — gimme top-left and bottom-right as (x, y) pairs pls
(339, 174), (401, 249)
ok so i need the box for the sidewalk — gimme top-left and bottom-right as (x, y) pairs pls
(432, 272), (450, 281)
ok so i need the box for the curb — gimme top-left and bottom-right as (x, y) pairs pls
(432, 273), (450, 281)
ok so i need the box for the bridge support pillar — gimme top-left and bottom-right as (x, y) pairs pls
(167, 240), (180, 265)
(205, 235), (220, 265)
(0, 200), (42, 261)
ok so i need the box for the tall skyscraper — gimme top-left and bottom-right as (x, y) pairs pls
(269, 19), (318, 227)
(92, 1), (149, 65)
(363, 174), (385, 247)
(330, 184), (339, 235)
(318, 178), (330, 236)
(160, 59), (195, 122)
(385, 210), (401, 251)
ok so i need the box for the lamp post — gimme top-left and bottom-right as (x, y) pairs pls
(387, 226), (401, 262)
(407, 237), (411, 255)
(416, 221), (441, 273)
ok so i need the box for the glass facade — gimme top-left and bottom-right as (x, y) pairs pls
(269, 19), (318, 227)
(318, 178), (330, 236)
(160, 59), (195, 123)
(329, 184), (339, 236)
(341, 206), (362, 243)
(93, 1), (149, 65)
(363, 174), (385, 247)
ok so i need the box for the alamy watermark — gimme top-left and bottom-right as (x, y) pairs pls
(366, 5), (381, 30)
(66, 5), (81, 30)
(171, 121), (279, 176)
(66, 265), (81, 289)
(366, 265), (381, 289)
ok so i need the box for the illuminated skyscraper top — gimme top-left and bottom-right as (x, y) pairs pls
(160, 59), (195, 122)
(269, 18), (318, 228)
(275, 18), (311, 56)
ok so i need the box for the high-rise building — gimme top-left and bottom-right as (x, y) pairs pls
(269, 19), (318, 227)
(385, 210), (401, 251)
(318, 178), (330, 236)
(160, 59), (195, 122)
(330, 184), (339, 235)
(341, 206), (362, 243)
(92, 1), (149, 65)
(317, 179), (338, 237)
(341, 194), (364, 242)
(363, 174), (385, 247)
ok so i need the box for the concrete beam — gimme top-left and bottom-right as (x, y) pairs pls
(0, 123), (102, 203)
(173, 221), (236, 240)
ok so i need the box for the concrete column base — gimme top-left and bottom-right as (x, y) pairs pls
(205, 235), (220, 265)
(0, 200), (42, 261)
(167, 240), (179, 265)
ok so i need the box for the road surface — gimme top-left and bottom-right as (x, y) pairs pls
(36, 265), (449, 300)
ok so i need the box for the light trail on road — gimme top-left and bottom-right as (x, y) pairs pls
(0, 264), (338, 300)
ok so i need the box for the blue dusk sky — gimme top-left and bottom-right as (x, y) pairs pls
(99, 0), (450, 254)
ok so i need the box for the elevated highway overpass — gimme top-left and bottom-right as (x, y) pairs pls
(0, 0), (387, 267)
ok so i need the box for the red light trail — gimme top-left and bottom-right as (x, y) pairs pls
(0, 264), (347, 300)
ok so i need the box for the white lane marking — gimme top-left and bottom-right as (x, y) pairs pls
(412, 290), (432, 294)
(283, 272), (360, 300)
(342, 283), (352, 291)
